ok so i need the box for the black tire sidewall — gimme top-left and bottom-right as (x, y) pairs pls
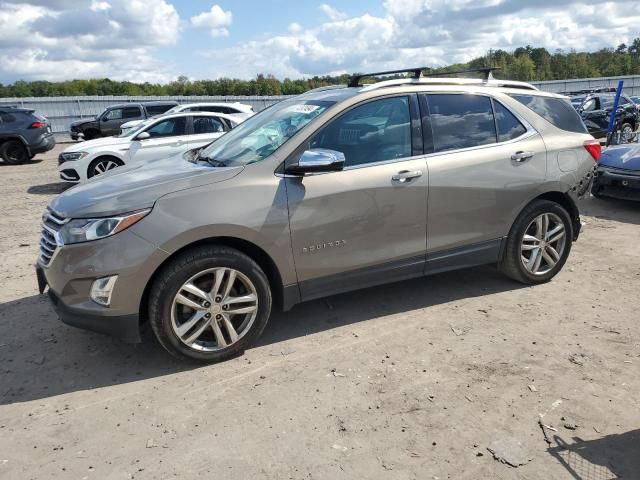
(1, 140), (28, 165)
(149, 247), (272, 362)
(506, 200), (573, 283)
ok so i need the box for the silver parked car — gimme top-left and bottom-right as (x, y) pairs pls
(36, 68), (599, 362)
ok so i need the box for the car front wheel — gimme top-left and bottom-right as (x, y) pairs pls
(87, 156), (123, 178)
(499, 199), (573, 284)
(148, 246), (272, 362)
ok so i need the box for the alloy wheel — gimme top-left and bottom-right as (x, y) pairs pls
(170, 267), (259, 351)
(520, 212), (566, 275)
(92, 159), (120, 176)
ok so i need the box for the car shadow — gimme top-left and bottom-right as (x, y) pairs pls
(0, 265), (522, 405)
(548, 430), (640, 479)
(0, 159), (43, 166)
(26, 182), (73, 195)
(580, 195), (640, 226)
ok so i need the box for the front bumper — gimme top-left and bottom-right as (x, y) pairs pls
(592, 166), (640, 201)
(37, 229), (169, 343)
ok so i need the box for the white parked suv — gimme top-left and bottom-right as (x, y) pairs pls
(119, 102), (254, 135)
(58, 112), (238, 183)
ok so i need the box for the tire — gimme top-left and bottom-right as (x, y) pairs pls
(618, 123), (635, 143)
(87, 156), (123, 178)
(148, 245), (272, 362)
(499, 199), (573, 285)
(83, 129), (99, 141)
(0, 140), (28, 165)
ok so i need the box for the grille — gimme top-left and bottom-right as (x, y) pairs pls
(39, 209), (66, 267)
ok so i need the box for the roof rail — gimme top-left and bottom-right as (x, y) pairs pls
(348, 67), (426, 87)
(348, 66), (504, 88)
(359, 76), (539, 92)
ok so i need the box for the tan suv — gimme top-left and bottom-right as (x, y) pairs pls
(37, 68), (599, 362)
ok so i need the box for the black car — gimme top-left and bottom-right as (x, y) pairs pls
(592, 143), (640, 201)
(69, 101), (178, 140)
(572, 93), (639, 141)
(0, 106), (56, 164)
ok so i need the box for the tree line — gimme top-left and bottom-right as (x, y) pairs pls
(2, 40), (640, 98)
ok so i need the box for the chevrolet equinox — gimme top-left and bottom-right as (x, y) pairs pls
(37, 68), (599, 362)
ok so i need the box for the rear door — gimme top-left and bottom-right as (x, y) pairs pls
(422, 93), (547, 266)
(285, 95), (428, 300)
(128, 116), (188, 163)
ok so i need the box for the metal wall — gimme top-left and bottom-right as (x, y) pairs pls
(2, 75), (640, 134)
(531, 75), (640, 96)
(0, 96), (292, 134)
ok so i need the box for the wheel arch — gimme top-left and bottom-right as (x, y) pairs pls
(139, 236), (288, 326)
(87, 154), (125, 177)
(512, 191), (580, 242)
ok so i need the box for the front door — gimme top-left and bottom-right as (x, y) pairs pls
(128, 116), (188, 164)
(285, 95), (428, 300)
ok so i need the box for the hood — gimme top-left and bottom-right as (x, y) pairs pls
(599, 144), (640, 171)
(63, 135), (128, 152)
(50, 157), (243, 218)
(70, 118), (97, 128)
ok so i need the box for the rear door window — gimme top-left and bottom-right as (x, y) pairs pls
(145, 104), (174, 115)
(493, 100), (527, 142)
(426, 94), (496, 152)
(192, 116), (226, 134)
(123, 106), (142, 119)
(511, 95), (588, 134)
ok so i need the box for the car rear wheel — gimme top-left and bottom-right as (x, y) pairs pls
(618, 123), (635, 143)
(148, 246), (272, 362)
(87, 156), (123, 178)
(0, 140), (28, 165)
(499, 199), (573, 284)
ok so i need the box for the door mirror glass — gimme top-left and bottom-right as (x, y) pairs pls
(136, 131), (150, 140)
(286, 149), (345, 175)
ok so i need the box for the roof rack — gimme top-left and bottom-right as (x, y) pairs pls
(348, 67), (503, 88)
(302, 84), (348, 94)
(359, 77), (538, 92)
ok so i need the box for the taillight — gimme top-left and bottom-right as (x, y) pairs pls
(30, 121), (46, 129)
(583, 139), (601, 162)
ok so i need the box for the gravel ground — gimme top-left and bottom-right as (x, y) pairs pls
(1, 145), (639, 480)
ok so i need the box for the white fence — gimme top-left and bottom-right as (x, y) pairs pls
(0, 96), (291, 134)
(1, 75), (639, 134)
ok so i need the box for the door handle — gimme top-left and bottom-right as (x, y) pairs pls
(511, 151), (534, 162)
(392, 170), (423, 182)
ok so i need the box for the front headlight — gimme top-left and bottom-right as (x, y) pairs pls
(61, 151), (89, 161)
(59, 209), (151, 245)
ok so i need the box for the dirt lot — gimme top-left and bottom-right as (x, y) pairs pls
(1, 144), (639, 479)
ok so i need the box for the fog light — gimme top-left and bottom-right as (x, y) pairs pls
(90, 275), (118, 306)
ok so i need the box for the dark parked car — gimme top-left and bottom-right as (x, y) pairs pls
(592, 143), (640, 201)
(572, 93), (639, 141)
(69, 101), (178, 140)
(0, 106), (56, 164)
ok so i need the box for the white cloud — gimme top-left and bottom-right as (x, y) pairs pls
(199, 0), (640, 80)
(319, 4), (347, 21)
(191, 4), (232, 38)
(0, 0), (180, 83)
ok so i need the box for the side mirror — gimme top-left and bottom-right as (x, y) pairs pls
(286, 149), (345, 175)
(136, 131), (150, 140)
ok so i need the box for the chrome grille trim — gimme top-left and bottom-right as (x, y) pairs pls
(38, 209), (67, 267)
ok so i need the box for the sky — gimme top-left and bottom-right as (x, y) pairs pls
(0, 0), (639, 84)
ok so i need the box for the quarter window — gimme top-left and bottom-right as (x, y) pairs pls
(493, 101), (527, 142)
(144, 117), (187, 138)
(427, 94), (496, 152)
(512, 95), (588, 134)
(309, 96), (412, 167)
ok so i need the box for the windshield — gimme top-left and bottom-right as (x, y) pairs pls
(164, 105), (183, 115)
(198, 99), (335, 167)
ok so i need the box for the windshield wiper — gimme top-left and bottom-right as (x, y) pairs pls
(200, 156), (226, 168)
